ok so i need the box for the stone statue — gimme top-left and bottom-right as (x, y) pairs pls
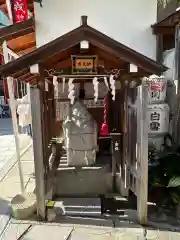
(63, 100), (98, 166)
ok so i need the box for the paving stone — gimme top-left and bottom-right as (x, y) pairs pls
(23, 225), (73, 240)
(0, 222), (31, 240)
(0, 198), (11, 238)
(112, 227), (144, 239)
(7, 161), (34, 177)
(0, 151), (15, 157)
(0, 147), (10, 152)
(158, 230), (180, 240)
(114, 219), (143, 231)
(70, 226), (145, 240)
(73, 225), (113, 235)
(146, 229), (180, 240)
(146, 229), (161, 240)
(0, 181), (28, 199)
(71, 231), (114, 240)
(0, 215), (11, 239)
(112, 231), (144, 240)
(3, 175), (30, 184)
(0, 119), (34, 237)
(0, 157), (17, 182)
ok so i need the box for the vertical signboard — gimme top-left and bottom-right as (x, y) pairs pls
(12, 0), (28, 23)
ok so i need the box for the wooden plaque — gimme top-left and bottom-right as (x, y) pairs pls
(71, 55), (97, 74)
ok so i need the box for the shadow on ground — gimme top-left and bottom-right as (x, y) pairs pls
(0, 118), (13, 136)
(0, 198), (11, 215)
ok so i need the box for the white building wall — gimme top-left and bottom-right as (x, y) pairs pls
(34, 0), (157, 60)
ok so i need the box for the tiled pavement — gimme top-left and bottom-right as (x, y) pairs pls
(0, 119), (32, 182)
(0, 118), (35, 239)
(1, 219), (180, 239)
(0, 146), (35, 239)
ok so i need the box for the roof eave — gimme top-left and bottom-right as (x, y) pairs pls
(0, 18), (35, 43)
(0, 23), (167, 78)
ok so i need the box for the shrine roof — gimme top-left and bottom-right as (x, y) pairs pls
(0, 18), (36, 57)
(0, 16), (167, 81)
(152, 8), (180, 35)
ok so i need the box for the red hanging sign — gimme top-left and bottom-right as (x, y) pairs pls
(12, 0), (28, 23)
(150, 82), (165, 92)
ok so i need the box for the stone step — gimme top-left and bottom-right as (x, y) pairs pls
(54, 198), (101, 217)
(55, 164), (113, 196)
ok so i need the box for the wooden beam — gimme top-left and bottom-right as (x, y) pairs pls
(13, 68), (29, 79)
(0, 18), (35, 44)
(11, 41), (36, 53)
(152, 9), (180, 31)
(18, 45), (36, 55)
(163, 34), (175, 51)
(30, 86), (46, 219)
(152, 26), (175, 35)
(24, 75), (37, 84)
(50, 58), (120, 70)
(156, 34), (164, 63)
(17, 72), (32, 81)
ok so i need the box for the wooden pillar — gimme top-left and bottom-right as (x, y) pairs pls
(122, 86), (128, 189)
(30, 86), (46, 219)
(156, 34), (164, 63)
(137, 81), (148, 225)
(38, 66), (49, 163)
(173, 24), (180, 145)
(48, 82), (56, 138)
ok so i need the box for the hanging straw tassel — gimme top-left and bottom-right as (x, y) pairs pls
(68, 78), (75, 104)
(109, 74), (116, 101)
(100, 95), (109, 136)
(104, 76), (110, 90)
(92, 77), (99, 102)
(53, 75), (58, 98)
(62, 77), (66, 92)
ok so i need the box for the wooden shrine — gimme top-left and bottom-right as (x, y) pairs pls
(0, 16), (167, 225)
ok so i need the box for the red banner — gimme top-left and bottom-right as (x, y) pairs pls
(12, 0), (28, 23)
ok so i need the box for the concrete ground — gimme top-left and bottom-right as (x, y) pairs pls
(0, 119), (180, 239)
